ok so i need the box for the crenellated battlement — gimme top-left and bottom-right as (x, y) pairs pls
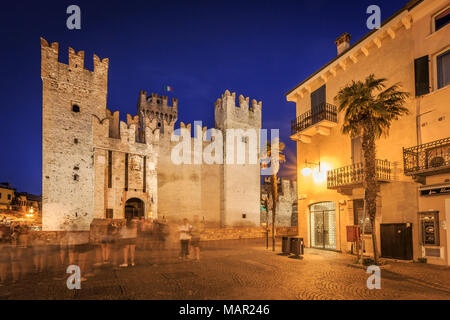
(40, 37), (109, 84)
(137, 90), (178, 133)
(214, 90), (262, 130)
(215, 90), (262, 112)
(138, 91), (178, 110)
(95, 109), (160, 147)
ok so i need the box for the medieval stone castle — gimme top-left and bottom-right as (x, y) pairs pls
(40, 38), (262, 231)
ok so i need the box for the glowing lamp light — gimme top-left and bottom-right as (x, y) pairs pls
(301, 167), (312, 177)
(312, 167), (327, 184)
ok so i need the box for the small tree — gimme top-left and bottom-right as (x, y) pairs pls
(334, 74), (409, 264)
(261, 141), (286, 251)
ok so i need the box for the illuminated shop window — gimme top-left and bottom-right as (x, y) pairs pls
(420, 211), (440, 246)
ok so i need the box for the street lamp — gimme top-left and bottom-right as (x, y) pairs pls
(301, 160), (320, 177)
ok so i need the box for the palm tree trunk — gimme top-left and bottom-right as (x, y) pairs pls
(272, 174), (277, 251)
(362, 129), (379, 264)
(265, 199), (269, 249)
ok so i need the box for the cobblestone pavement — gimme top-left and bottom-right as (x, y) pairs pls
(0, 238), (449, 300)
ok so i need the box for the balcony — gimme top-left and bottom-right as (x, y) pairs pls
(403, 137), (450, 179)
(290, 103), (338, 143)
(327, 159), (392, 191)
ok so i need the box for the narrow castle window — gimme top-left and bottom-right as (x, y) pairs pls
(125, 153), (129, 191)
(73, 166), (79, 171)
(242, 213), (247, 219)
(143, 156), (147, 193)
(74, 138), (79, 144)
(72, 104), (80, 113)
(73, 174), (79, 181)
(108, 151), (112, 188)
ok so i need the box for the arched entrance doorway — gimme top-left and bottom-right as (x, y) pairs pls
(125, 198), (145, 220)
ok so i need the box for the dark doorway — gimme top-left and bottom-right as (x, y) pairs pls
(125, 198), (145, 220)
(380, 223), (413, 260)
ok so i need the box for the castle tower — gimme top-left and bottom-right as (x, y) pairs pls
(137, 91), (178, 134)
(214, 90), (262, 227)
(41, 38), (109, 231)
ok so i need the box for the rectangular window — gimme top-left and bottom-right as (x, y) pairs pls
(435, 8), (450, 31)
(7, 194), (11, 200)
(414, 55), (430, 96)
(0, 193), (2, 199)
(437, 49), (450, 89)
(143, 156), (147, 193)
(125, 153), (129, 191)
(353, 199), (372, 234)
(420, 211), (440, 246)
(108, 151), (112, 189)
(105, 208), (114, 219)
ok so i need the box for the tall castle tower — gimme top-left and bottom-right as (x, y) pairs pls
(137, 91), (178, 134)
(41, 38), (109, 230)
(215, 90), (262, 226)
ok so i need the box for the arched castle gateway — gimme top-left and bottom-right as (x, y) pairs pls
(41, 38), (262, 231)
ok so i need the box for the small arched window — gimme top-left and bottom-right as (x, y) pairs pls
(72, 104), (80, 113)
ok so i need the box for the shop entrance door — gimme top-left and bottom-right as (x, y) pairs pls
(380, 223), (413, 260)
(310, 202), (336, 250)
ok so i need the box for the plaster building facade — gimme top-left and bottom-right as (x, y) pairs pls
(287, 0), (449, 265)
(0, 183), (15, 210)
(41, 38), (262, 231)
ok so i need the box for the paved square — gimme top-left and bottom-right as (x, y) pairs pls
(0, 239), (449, 300)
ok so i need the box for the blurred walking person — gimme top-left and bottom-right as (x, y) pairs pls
(101, 221), (118, 265)
(178, 218), (191, 260)
(67, 232), (90, 281)
(142, 218), (153, 251)
(53, 232), (69, 280)
(58, 232), (69, 268)
(0, 226), (10, 285)
(190, 215), (202, 261)
(31, 232), (47, 274)
(18, 225), (33, 279)
(119, 219), (137, 267)
(9, 225), (24, 283)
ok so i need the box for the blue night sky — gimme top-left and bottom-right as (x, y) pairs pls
(0, 0), (407, 195)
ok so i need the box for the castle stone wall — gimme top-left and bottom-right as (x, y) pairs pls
(42, 39), (262, 231)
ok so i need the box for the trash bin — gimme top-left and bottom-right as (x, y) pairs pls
(281, 236), (290, 254)
(290, 237), (304, 257)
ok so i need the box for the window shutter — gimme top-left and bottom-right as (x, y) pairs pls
(311, 85), (326, 108)
(414, 55), (430, 96)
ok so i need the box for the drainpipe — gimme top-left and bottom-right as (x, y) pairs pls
(338, 201), (341, 252)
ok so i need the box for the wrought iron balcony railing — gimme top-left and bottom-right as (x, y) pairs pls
(291, 103), (337, 136)
(327, 159), (391, 189)
(403, 137), (450, 176)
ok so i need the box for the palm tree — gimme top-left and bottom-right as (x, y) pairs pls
(334, 74), (409, 264)
(261, 141), (286, 251)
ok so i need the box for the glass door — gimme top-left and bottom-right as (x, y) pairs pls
(310, 202), (336, 250)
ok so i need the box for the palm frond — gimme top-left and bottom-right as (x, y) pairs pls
(335, 75), (409, 139)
